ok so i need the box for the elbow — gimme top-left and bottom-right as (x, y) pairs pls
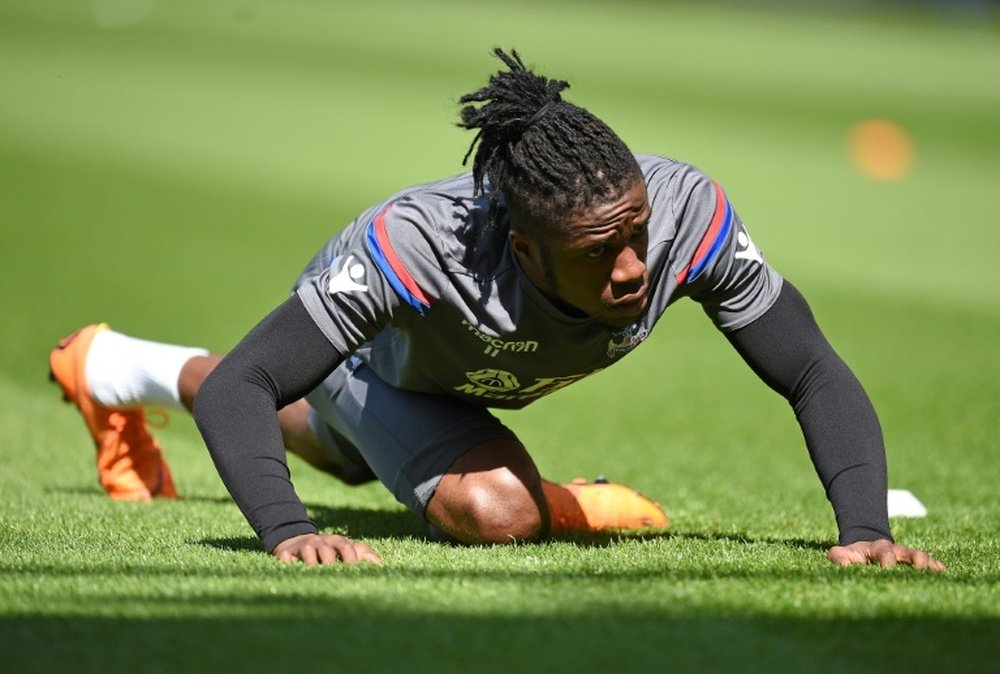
(192, 365), (224, 436)
(192, 359), (281, 436)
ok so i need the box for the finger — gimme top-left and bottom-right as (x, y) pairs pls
(355, 543), (383, 565)
(299, 544), (319, 566)
(876, 544), (897, 568)
(827, 546), (849, 566)
(277, 549), (295, 564)
(316, 542), (340, 565)
(909, 550), (947, 573)
(896, 546), (948, 573)
(827, 546), (851, 566)
(333, 538), (359, 564)
(907, 549), (931, 570)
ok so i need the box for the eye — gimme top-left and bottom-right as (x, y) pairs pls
(584, 245), (607, 260)
(630, 223), (648, 241)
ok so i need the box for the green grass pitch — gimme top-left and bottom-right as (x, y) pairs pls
(1, 1), (998, 672)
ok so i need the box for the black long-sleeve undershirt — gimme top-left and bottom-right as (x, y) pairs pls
(726, 281), (892, 545)
(194, 283), (892, 552)
(193, 295), (339, 552)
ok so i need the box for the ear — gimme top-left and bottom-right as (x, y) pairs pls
(508, 229), (538, 267)
(509, 229), (553, 296)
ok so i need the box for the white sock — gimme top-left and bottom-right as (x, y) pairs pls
(85, 329), (209, 410)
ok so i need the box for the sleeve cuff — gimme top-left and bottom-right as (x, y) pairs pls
(261, 521), (320, 553)
(838, 525), (894, 547)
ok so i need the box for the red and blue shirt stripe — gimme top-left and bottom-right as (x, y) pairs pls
(365, 203), (435, 315)
(674, 181), (733, 286)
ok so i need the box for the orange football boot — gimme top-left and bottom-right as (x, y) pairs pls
(542, 477), (668, 532)
(49, 323), (177, 501)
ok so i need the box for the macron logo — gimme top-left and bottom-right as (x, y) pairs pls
(735, 229), (763, 264)
(327, 255), (369, 295)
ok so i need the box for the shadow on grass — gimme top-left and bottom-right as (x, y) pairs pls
(1, 610), (995, 674)
(50, 487), (835, 555)
(7, 558), (985, 583)
(199, 505), (426, 555)
(668, 530), (832, 552)
(506, 528), (830, 553)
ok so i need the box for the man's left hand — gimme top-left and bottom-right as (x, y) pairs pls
(827, 539), (946, 572)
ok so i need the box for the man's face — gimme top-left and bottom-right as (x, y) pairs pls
(511, 180), (651, 328)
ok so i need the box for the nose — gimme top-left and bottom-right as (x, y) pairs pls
(610, 243), (646, 288)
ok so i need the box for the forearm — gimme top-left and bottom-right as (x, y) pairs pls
(193, 294), (342, 552)
(725, 281), (892, 545)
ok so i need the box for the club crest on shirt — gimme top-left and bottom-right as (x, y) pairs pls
(464, 368), (521, 392)
(454, 368), (601, 402)
(607, 322), (648, 358)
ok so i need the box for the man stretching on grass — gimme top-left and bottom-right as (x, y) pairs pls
(50, 49), (943, 571)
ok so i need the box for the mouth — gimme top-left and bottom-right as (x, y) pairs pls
(608, 286), (648, 317)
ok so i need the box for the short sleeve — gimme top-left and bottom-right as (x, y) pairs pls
(295, 198), (443, 355)
(670, 172), (783, 332)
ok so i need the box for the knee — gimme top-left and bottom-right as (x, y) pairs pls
(438, 469), (550, 545)
(471, 474), (548, 543)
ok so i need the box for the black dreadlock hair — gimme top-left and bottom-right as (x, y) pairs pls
(458, 48), (641, 237)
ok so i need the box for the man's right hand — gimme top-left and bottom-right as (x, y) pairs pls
(271, 533), (382, 566)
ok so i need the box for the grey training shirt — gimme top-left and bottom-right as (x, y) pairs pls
(294, 154), (782, 409)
